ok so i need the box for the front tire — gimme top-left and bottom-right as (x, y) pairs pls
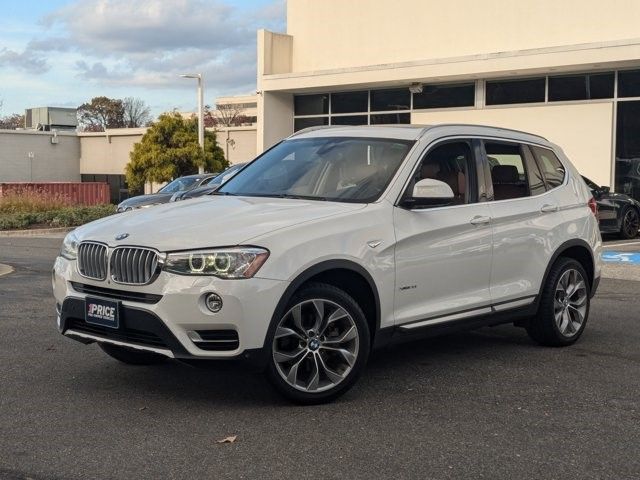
(527, 258), (590, 347)
(266, 283), (370, 404)
(99, 343), (167, 365)
(619, 206), (640, 239)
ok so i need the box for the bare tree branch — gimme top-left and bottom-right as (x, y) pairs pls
(123, 97), (152, 127)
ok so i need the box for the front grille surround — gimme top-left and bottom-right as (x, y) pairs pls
(76, 242), (162, 286)
(77, 242), (108, 281)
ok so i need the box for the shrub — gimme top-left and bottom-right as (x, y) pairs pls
(0, 204), (116, 230)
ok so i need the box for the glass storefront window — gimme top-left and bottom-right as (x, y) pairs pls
(331, 115), (368, 126)
(618, 70), (640, 98)
(616, 101), (640, 201)
(413, 83), (475, 109)
(548, 72), (614, 101)
(486, 78), (545, 105)
(331, 91), (368, 114)
(294, 117), (328, 132)
(370, 88), (410, 111)
(294, 94), (329, 116)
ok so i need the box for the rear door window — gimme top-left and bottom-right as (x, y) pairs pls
(484, 142), (530, 200)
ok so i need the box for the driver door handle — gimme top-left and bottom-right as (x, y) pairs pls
(540, 204), (559, 213)
(469, 215), (492, 225)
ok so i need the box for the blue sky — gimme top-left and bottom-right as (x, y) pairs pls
(0, 0), (285, 117)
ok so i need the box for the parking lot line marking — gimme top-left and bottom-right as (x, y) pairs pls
(602, 240), (640, 249)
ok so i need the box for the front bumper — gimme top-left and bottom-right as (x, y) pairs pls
(52, 256), (288, 365)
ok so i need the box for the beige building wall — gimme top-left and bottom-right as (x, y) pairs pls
(79, 128), (145, 175)
(215, 126), (258, 164)
(412, 103), (614, 186)
(0, 130), (80, 182)
(287, 0), (640, 73)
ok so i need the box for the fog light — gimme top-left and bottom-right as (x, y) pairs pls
(205, 293), (223, 313)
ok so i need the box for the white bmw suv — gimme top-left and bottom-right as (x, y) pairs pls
(53, 125), (602, 403)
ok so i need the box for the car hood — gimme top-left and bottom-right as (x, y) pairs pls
(119, 193), (174, 208)
(77, 196), (366, 251)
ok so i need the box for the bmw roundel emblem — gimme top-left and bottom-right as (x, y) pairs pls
(115, 233), (130, 241)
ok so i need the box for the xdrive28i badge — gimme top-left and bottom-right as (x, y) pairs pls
(115, 233), (129, 241)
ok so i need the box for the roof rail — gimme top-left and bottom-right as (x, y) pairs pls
(287, 125), (340, 139)
(424, 123), (549, 141)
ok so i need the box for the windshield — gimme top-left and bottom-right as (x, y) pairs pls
(158, 177), (200, 193)
(218, 137), (414, 202)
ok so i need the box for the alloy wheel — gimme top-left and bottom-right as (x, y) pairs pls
(622, 209), (639, 238)
(554, 269), (588, 337)
(272, 299), (359, 393)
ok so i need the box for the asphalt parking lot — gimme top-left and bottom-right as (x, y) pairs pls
(1, 236), (639, 480)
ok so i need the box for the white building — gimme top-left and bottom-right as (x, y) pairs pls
(257, 0), (640, 202)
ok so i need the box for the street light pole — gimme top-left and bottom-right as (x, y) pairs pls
(180, 73), (205, 174)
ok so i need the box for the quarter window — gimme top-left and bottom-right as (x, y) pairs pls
(530, 146), (566, 189)
(523, 146), (547, 195)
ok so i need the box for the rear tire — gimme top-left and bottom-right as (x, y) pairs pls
(265, 282), (370, 404)
(527, 258), (590, 347)
(99, 343), (167, 365)
(619, 206), (640, 239)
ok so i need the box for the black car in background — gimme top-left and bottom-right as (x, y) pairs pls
(116, 174), (218, 212)
(583, 176), (640, 239)
(170, 163), (247, 202)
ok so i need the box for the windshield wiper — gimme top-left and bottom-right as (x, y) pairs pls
(211, 191), (238, 196)
(278, 194), (328, 201)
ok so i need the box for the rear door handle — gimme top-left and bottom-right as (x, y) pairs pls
(540, 204), (559, 213)
(469, 215), (491, 225)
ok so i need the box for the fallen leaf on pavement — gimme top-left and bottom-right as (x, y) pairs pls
(217, 436), (237, 444)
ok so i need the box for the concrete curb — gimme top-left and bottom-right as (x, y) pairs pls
(0, 264), (14, 277)
(0, 227), (74, 237)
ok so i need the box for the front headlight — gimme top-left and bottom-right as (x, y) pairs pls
(164, 247), (269, 279)
(60, 231), (79, 260)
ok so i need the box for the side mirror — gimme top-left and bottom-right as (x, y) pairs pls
(413, 178), (454, 200)
(402, 178), (454, 208)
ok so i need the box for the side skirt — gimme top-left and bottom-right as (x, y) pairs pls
(374, 296), (537, 349)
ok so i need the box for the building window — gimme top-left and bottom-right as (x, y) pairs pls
(548, 72), (614, 101)
(331, 115), (368, 126)
(331, 91), (368, 114)
(413, 83), (475, 109)
(294, 94), (329, 116)
(370, 113), (410, 124)
(485, 78), (546, 105)
(618, 69), (640, 98)
(370, 88), (410, 111)
(294, 88), (412, 131)
(615, 101), (640, 202)
(294, 117), (328, 132)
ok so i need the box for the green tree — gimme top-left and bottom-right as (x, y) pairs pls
(77, 96), (125, 131)
(125, 112), (228, 192)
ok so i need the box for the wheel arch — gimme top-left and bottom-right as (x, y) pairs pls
(269, 260), (381, 345)
(538, 239), (596, 301)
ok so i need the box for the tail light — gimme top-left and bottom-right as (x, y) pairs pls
(588, 197), (598, 218)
